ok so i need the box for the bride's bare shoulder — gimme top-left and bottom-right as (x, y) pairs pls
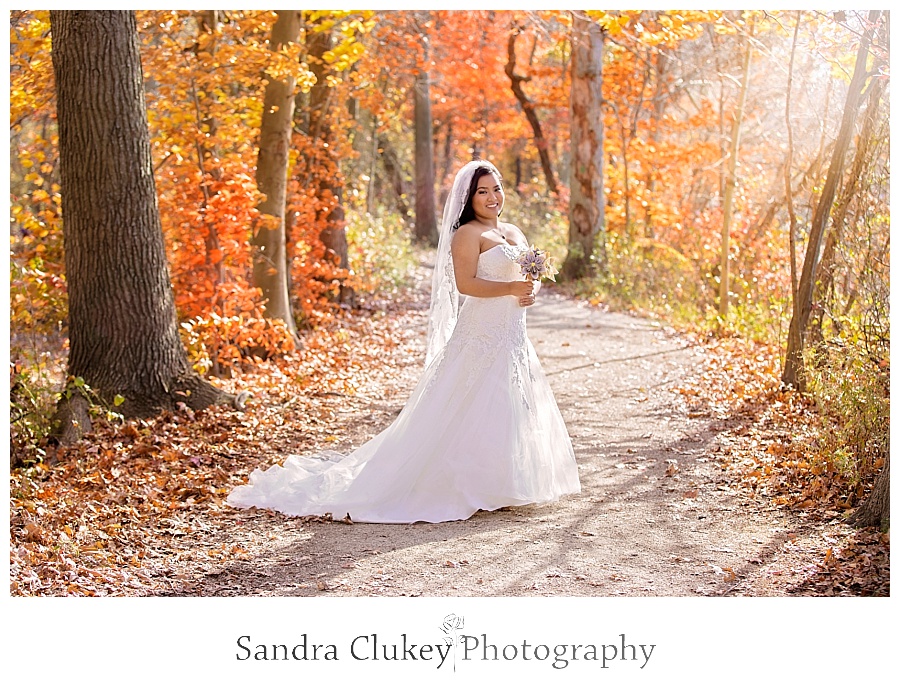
(455, 221), (482, 235)
(452, 222), (482, 246)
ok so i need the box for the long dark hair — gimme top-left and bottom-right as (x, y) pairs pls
(453, 165), (502, 230)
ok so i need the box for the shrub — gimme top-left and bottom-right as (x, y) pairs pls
(805, 338), (889, 485)
(574, 236), (707, 323)
(344, 208), (417, 294)
(180, 283), (296, 376)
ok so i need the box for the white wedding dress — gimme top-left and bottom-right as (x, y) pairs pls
(227, 242), (580, 523)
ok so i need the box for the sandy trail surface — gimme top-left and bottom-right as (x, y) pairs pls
(165, 288), (830, 598)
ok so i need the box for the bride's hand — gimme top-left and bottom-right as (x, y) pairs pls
(510, 279), (536, 307)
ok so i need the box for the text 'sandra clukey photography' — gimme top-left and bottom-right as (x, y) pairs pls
(235, 614), (656, 671)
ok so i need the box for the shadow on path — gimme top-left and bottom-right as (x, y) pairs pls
(153, 292), (814, 598)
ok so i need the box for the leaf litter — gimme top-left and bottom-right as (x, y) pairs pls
(675, 334), (888, 596)
(10, 285), (428, 596)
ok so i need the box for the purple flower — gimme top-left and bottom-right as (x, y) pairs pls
(516, 245), (558, 282)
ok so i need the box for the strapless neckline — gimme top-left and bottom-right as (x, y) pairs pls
(480, 242), (525, 257)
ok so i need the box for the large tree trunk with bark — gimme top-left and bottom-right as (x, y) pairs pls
(562, 13), (605, 280)
(49, 10), (236, 440)
(782, 10), (881, 388)
(252, 10), (301, 336)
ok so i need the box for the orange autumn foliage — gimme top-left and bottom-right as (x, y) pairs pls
(10, 11), (67, 334)
(9, 10), (887, 371)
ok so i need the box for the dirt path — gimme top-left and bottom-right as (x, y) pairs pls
(156, 285), (844, 598)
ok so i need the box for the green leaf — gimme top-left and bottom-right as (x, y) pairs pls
(113, 394), (125, 407)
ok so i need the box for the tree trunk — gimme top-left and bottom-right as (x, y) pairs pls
(644, 48), (668, 238)
(813, 73), (886, 334)
(193, 10), (227, 291)
(849, 456), (890, 531)
(613, 102), (633, 241)
(506, 25), (558, 195)
(745, 147), (829, 243)
(619, 52), (651, 241)
(438, 119), (455, 208)
(49, 10), (235, 436)
(782, 10), (881, 388)
(378, 134), (411, 219)
(783, 13), (801, 308)
(718, 26), (752, 319)
(562, 13), (604, 280)
(306, 20), (353, 303)
(706, 23), (727, 200)
(414, 68), (438, 245)
(411, 10), (438, 244)
(252, 10), (301, 336)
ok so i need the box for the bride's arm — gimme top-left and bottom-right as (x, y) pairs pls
(507, 224), (539, 304)
(451, 226), (532, 299)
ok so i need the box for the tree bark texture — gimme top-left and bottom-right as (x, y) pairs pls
(49, 10), (231, 427)
(505, 26), (559, 195)
(563, 14), (605, 280)
(252, 10), (301, 335)
(849, 456), (890, 531)
(414, 68), (439, 245)
(782, 10), (881, 388)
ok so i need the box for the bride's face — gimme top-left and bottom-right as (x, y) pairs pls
(471, 173), (504, 222)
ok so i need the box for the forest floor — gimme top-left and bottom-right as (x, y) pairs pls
(10, 261), (888, 597)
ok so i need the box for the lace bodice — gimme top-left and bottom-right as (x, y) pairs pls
(475, 243), (526, 281)
(427, 242), (532, 396)
(455, 243), (527, 343)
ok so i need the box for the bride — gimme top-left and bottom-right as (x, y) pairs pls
(227, 160), (580, 523)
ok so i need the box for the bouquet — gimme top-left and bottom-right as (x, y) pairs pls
(516, 245), (559, 282)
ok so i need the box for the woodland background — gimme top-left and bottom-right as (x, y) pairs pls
(8, 9), (889, 596)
